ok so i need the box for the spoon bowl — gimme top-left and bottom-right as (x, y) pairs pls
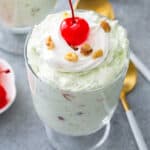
(121, 62), (137, 94)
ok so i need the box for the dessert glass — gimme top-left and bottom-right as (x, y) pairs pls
(25, 35), (129, 150)
(0, 0), (57, 34)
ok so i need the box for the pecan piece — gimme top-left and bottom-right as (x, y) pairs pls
(62, 12), (70, 18)
(92, 49), (104, 59)
(65, 52), (78, 62)
(46, 36), (55, 50)
(100, 20), (111, 32)
(80, 43), (93, 56)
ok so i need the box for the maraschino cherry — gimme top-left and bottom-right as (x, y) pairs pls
(60, 0), (89, 46)
(0, 69), (10, 109)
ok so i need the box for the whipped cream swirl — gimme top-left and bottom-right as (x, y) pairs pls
(27, 11), (116, 72)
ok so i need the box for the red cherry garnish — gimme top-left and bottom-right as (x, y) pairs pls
(60, 0), (90, 46)
(0, 85), (8, 109)
(60, 17), (89, 46)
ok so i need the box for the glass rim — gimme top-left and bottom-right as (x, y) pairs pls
(24, 10), (129, 93)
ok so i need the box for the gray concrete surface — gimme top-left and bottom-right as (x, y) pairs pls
(0, 0), (150, 150)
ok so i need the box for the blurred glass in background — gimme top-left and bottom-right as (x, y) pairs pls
(0, 0), (57, 33)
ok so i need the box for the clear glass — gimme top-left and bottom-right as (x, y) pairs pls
(25, 38), (129, 150)
(0, 0), (57, 34)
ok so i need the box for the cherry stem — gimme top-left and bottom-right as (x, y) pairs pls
(0, 69), (10, 74)
(69, 0), (75, 23)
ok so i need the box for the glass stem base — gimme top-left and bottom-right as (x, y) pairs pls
(45, 122), (111, 150)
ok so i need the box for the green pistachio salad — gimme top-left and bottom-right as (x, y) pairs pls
(26, 10), (129, 135)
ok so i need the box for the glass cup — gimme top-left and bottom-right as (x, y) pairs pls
(24, 33), (129, 149)
(0, 0), (57, 33)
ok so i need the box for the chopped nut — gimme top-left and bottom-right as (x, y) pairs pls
(62, 12), (70, 18)
(65, 52), (78, 62)
(100, 20), (111, 32)
(77, 112), (84, 116)
(46, 36), (55, 50)
(58, 116), (65, 121)
(80, 43), (93, 56)
(92, 49), (104, 59)
(62, 93), (74, 101)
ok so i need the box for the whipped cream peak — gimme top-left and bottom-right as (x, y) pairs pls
(28, 11), (113, 73)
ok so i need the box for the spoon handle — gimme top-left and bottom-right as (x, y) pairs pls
(120, 93), (148, 150)
(130, 51), (150, 82)
(126, 110), (148, 150)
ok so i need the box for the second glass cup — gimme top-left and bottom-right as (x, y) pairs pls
(0, 0), (58, 55)
(0, 0), (57, 33)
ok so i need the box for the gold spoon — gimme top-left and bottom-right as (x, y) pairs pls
(120, 62), (137, 112)
(75, 0), (115, 20)
(75, 0), (148, 149)
(120, 62), (148, 150)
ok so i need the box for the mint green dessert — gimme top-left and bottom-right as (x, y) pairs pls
(26, 10), (129, 136)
